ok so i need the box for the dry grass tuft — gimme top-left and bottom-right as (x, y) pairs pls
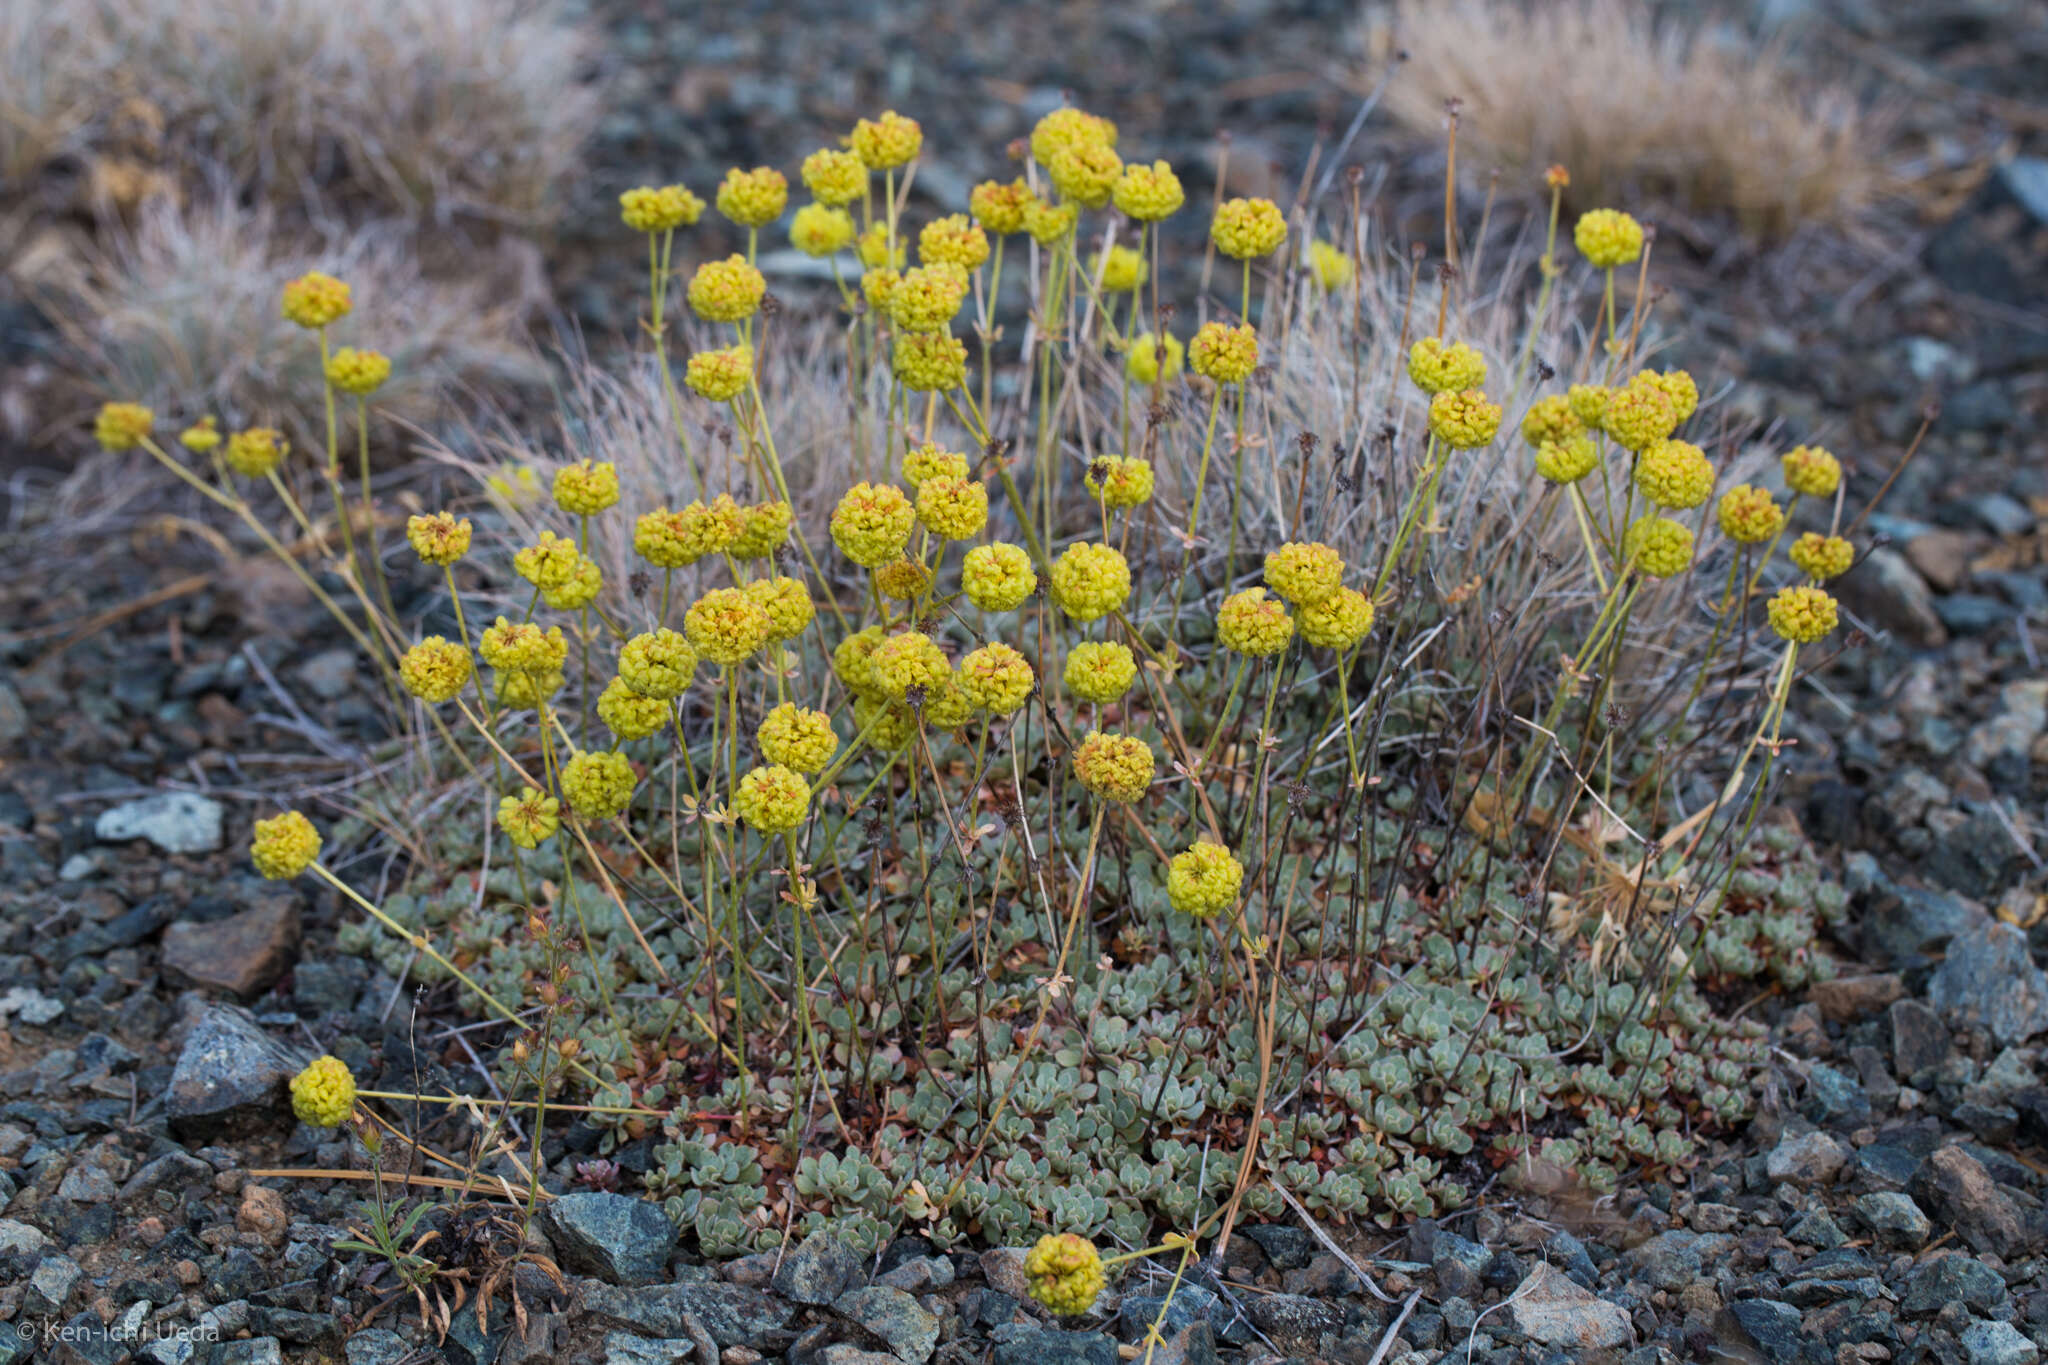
(25, 192), (548, 444)
(1377, 0), (1881, 237)
(0, 0), (597, 222)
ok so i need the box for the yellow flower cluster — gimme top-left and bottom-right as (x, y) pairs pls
(892, 331), (967, 391)
(1574, 208), (1644, 268)
(876, 560), (932, 601)
(1125, 331), (1183, 385)
(400, 637), (471, 704)
(1789, 532), (1853, 581)
(735, 765), (811, 833)
(1031, 108), (1117, 166)
(1782, 445), (1841, 498)
(831, 482), (916, 567)
(180, 417), (221, 453)
(553, 459), (620, 516)
(598, 676), (669, 740)
(1534, 436), (1599, 485)
(1716, 484), (1783, 544)
(1211, 196), (1287, 259)
(481, 618), (569, 675)
(1623, 515), (1694, 579)
(1049, 142), (1122, 209)
(1428, 389), (1503, 449)
(802, 149), (865, 206)
(970, 179), (1033, 236)
(852, 110), (923, 169)
(1168, 841), (1244, 917)
(281, 271), (351, 329)
(758, 703), (838, 773)
(251, 810), (321, 879)
(1599, 380), (1679, 453)
(543, 555), (602, 611)
(902, 442), (969, 490)
(1768, 585), (1838, 643)
(1094, 245), (1146, 293)
(290, 1056), (356, 1128)
(1085, 456), (1153, 509)
(790, 204), (856, 257)
(1408, 339), (1487, 395)
(1634, 439), (1714, 510)
(408, 511), (472, 565)
(1298, 587), (1375, 650)
(687, 344), (754, 402)
(635, 496), (745, 568)
(686, 588), (774, 666)
(733, 501), (793, 559)
(620, 184), (703, 232)
(514, 530), (581, 590)
(1567, 384), (1610, 426)
(498, 788), (561, 849)
(920, 215), (990, 272)
(1065, 642), (1137, 703)
(1071, 731), (1153, 803)
(745, 576), (814, 641)
(871, 631), (951, 699)
(888, 264), (969, 332)
(1217, 587), (1293, 656)
(1264, 541), (1344, 606)
(1049, 542), (1131, 622)
(94, 401), (153, 452)
(1024, 1233), (1106, 1316)
(916, 475), (989, 540)
(1023, 198), (1079, 245)
(1521, 395), (1582, 446)
(224, 427), (288, 478)
(959, 644), (1035, 715)
(561, 750), (636, 820)
(1190, 322), (1258, 385)
(325, 347), (391, 396)
(688, 255), (767, 322)
(717, 166), (789, 227)
(859, 228), (905, 270)
(1309, 240), (1354, 292)
(962, 542), (1037, 612)
(1114, 160), (1183, 221)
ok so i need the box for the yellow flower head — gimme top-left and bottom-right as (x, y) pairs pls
(1049, 142), (1123, 210)
(290, 1056), (356, 1128)
(891, 330), (968, 392)
(857, 224), (906, 269)
(744, 575), (814, 641)
(790, 203), (857, 257)
(1190, 321), (1258, 385)
(1768, 585), (1838, 643)
(94, 401), (153, 452)
(832, 482), (916, 567)
(633, 508), (694, 569)
(919, 214), (990, 272)
(687, 255), (767, 322)
(834, 625), (889, 700)
(1520, 394), (1583, 447)
(852, 110), (923, 169)
(1428, 389), (1504, 449)
(1789, 532), (1854, 581)
(1211, 197), (1287, 260)
(223, 427), (288, 478)
(1651, 369), (1699, 423)
(686, 588), (774, 666)
(717, 165), (788, 228)
(553, 459), (620, 516)
(514, 530), (581, 590)
(1599, 381), (1678, 453)
(1298, 586), (1375, 650)
(619, 628), (698, 699)
(1125, 331), (1184, 385)
(870, 630), (951, 700)
(543, 554), (603, 611)
(1574, 209), (1644, 268)
(400, 636), (471, 704)
(1309, 240), (1354, 292)
(759, 703), (838, 774)
(1049, 542), (1131, 623)
(735, 765), (811, 833)
(970, 178), (1034, 236)
(1782, 445), (1841, 499)
(924, 678), (974, 731)
(1025, 1233), (1106, 1317)
(1407, 338), (1488, 395)
(1023, 197), (1079, 245)
(1534, 436), (1600, 485)
(494, 667), (565, 710)
(1635, 438), (1715, 510)
(252, 810), (321, 879)
(620, 184), (703, 232)
(686, 344), (754, 402)
(1623, 515), (1695, 579)
(853, 695), (920, 752)
(1031, 107), (1117, 166)
(498, 787), (561, 849)
(179, 416), (222, 453)
(598, 676), (669, 741)
(875, 559), (932, 602)
(958, 643), (1035, 716)
(325, 346), (391, 396)
(1094, 244), (1146, 293)
(1065, 641), (1137, 704)
(639, 495), (745, 566)
(801, 148), (866, 206)
(1217, 586), (1294, 657)
(1716, 484), (1783, 545)
(733, 500), (794, 560)
(407, 511), (471, 565)
(902, 441), (970, 491)
(1264, 541), (1345, 607)
(962, 542), (1037, 612)
(861, 266), (902, 314)
(1567, 384), (1610, 426)
(281, 271), (351, 329)
(887, 264), (969, 332)
(479, 617), (569, 674)
(1085, 455), (1154, 510)
(1072, 732), (1153, 804)
(561, 749), (636, 821)
(916, 474), (989, 540)
(1113, 160), (1185, 221)
(1168, 841), (1245, 917)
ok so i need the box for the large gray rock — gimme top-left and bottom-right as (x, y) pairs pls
(95, 792), (225, 855)
(1508, 1262), (1630, 1351)
(835, 1286), (939, 1363)
(990, 1332), (1118, 1365)
(162, 903), (302, 998)
(541, 1193), (676, 1286)
(1912, 1147), (2035, 1258)
(166, 1005), (301, 1139)
(772, 1230), (865, 1304)
(1962, 1319), (2040, 1365)
(579, 1280), (796, 1349)
(1930, 921), (2048, 1044)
